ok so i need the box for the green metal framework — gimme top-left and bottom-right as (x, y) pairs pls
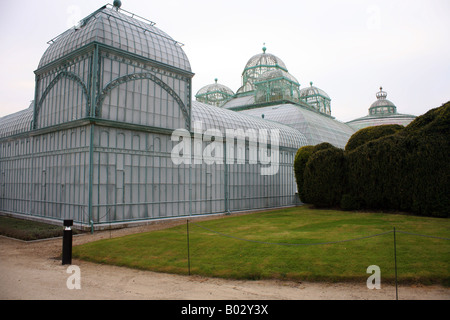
(254, 69), (301, 104)
(236, 47), (289, 96)
(0, 4), (194, 230)
(369, 87), (397, 115)
(222, 48), (333, 118)
(0, 5), (307, 230)
(195, 79), (235, 107)
(299, 82), (331, 115)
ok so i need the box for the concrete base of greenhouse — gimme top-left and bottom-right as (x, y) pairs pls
(0, 203), (303, 233)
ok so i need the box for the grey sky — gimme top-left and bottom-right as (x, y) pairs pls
(1, 0), (449, 121)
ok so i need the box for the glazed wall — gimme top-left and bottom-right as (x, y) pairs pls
(0, 126), (90, 223)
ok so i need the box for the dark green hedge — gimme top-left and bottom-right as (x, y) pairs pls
(294, 143), (334, 202)
(303, 146), (346, 207)
(345, 124), (404, 152)
(294, 101), (450, 217)
(346, 103), (450, 217)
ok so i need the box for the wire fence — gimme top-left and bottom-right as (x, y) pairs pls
(190, 221), (395, 246)
(185, 219), (450, 300)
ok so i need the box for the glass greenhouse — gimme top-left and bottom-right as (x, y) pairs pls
(1, 3), (416, 230)
(0, 3), (308, 230)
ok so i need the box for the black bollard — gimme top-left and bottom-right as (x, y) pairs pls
(62, 220), (73, 265)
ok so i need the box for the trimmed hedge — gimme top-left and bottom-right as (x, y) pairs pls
(345, 124), (404, 152)
(346, 103), (450, 217)
(294, 143), (334, 202)
(294, 101), (450, 217)
(302, 146), (346, 207)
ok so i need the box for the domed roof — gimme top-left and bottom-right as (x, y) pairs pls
(37, 4), (191, 72)
(346, 86), (416, 130)
(369, 87), (397, 115)
(299, 82), (331, 115)
(195, 79), (235, 107)
(0, 102), (33, 138)
(243, 47), (288, 73)
(196, 79), (234, 97)
(255, 69), (299, 85)
(237, 47), (290, 95)
(300, 82), (330, 100)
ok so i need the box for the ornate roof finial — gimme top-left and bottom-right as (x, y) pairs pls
(113, 0), (122, 10)
(310, 81), (313, 87)
(215, 78), (218, 83)
(376, 86), (387, 100)
(262, 43), (266, 54)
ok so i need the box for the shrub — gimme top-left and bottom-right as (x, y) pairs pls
(294, 143), (334, 202)
(293, 101), (449, 217)
(345, 124), (404, 152)
(346, 134), (407, 210)
(340, 193), (361, 211)
(303, 146), (346, 207)
(345, 101), (450, 217)
(294, 146), (314, 201)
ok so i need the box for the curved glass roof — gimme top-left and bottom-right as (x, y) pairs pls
(196, 79), (234, 96)
(243, 47), (288, 72)
(369, 87), (397, 115)
(346, 114), (416, 131)
(237, 103), (355, 149)
(255, 69), (299, 85)
(346, 87), (416, 130)
(300, 82), (330, 100)
(38, 4), (191, 72)
(299, 82), (331, 115)
(0, 103), (33, 138)
(195, 79), (235, 107)
(192, 101), (308, 149)
(237, 47), (289, 95)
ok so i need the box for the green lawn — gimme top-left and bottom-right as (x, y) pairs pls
(73, 206), (450, 285)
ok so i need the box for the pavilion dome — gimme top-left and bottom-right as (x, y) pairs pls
(237, 47), (289, 95)
(243, 47), (288, 73)
(300, 82), (332, 115)
(37, 3), (191, 72)
(346, 87), (416, 130)
(300, 82), (330, 100)
(368, 87), (397, 115)
(195, 79), (235, 107)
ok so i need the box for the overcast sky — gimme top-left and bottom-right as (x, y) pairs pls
(0, 0), (449, 121)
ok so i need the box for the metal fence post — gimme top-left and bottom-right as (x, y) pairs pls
(62, 219), (73, 265)
(393, 227), (398, 300)
(187, 219), (191, 276)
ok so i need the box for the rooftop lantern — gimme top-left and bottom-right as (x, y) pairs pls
(195, 79), (235, 107)
(369, 87), (397, 115)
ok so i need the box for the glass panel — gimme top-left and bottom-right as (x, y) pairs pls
(38, 6), (191, 72)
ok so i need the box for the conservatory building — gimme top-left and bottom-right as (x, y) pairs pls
(2, 3), (414, 230)
(0, 3), (308, 230)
